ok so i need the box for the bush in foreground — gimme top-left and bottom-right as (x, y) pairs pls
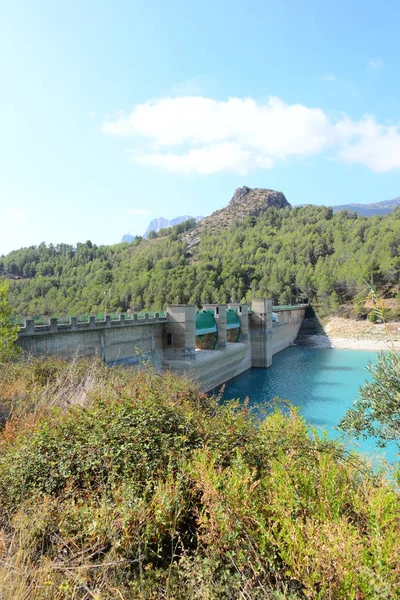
(0, 359), (399, 599)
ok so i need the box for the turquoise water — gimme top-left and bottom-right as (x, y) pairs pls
(222, 347), (398, 465)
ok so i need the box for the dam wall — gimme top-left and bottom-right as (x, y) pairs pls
(18, 301), (306, 389)
(271, 307), (305, 356)
(163, 343), (252, 391)
(18, 314), (166, 369)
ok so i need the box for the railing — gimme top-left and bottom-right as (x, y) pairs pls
(272, 304), (308, 311)
(18, 311), (167, 335)
(13, 311), (166, 328)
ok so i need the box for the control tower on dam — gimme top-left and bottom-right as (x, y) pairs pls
(18, 300), (307, 389)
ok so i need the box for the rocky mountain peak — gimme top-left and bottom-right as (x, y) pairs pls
(227, 186), (290, 213)
(143, 215), (203, 238)
(229, 186), (251, 205)
(185, 186), (291, 250)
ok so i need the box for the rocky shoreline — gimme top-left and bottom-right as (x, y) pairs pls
(296, 316), (400, 351)
(298, 333), (400, 351)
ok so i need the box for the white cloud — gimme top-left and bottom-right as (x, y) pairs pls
(368, 58), (384, 70)
(103, 96), (331, 154)
(126, 208), (152, 216)
(103, 95), (400, 174)
(336, 117), (400, 172)
(134, 143), (273, 175)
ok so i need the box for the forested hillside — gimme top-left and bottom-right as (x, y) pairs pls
(1, 205), (400, 317)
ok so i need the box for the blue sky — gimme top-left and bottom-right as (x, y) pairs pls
(1, 0), (399, 255)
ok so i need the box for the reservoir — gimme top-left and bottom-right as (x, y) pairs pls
(222, 347), (398, 465)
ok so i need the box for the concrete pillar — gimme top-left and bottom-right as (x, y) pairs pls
(250, 298), (273, 367)
(89, 316), (96, 329)
(25, 319), (35, 334)
(216, 305), (226, 349)
(202, 304), (226, 349)
(164, 304), (196, 360)
(202, 304), (216, 311)
(50, 318), (58, 333)
(227, 303), (249, 343)
(71, 317), (77, 329)
(119, 314), (125, 325)
(105, 315), (111, 327)
(238, 304), (249, 341)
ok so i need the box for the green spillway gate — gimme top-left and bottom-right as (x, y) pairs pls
(195, 310), (218, 349)
(226, 308), (241, 343)
(195, 309), (241, 348)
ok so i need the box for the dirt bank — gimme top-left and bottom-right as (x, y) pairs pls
(300, 317), (400, 351)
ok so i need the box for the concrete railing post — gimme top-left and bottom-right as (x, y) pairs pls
(50, 317), (58, 333)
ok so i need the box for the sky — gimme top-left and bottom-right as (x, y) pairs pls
(1, 0), (400, 255)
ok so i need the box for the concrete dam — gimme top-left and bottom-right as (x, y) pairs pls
(18, 300), (306, 389)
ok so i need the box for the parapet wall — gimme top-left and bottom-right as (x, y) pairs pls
(18, 302), (306, 389)
(18, 314), (166, 368)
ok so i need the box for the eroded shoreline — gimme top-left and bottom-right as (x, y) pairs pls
(300, 334), (400, 351)
(298, 317), (400, 351)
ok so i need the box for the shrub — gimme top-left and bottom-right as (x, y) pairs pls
(0, 360), (399, 599)
(0, 280), (21, 363)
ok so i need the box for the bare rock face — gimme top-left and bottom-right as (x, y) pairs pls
(227, 186), (290, 213)
(185, 186), (291, 250)
(143, 215), (203, 238)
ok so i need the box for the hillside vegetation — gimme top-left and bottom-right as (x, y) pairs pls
(1, 205), (400, 317)
(0, 358), (399, 599)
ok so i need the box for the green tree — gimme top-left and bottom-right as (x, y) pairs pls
(329, 290), (340, 314)
(0, 281), (21, 362)
(340, 285), (400, 447)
